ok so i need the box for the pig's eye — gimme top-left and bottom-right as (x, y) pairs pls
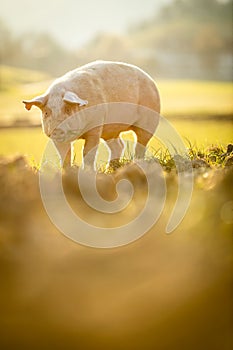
(65, 106), (72, 114)
(44, 111), (49, 118)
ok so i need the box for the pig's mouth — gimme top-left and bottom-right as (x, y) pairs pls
(50, 128), (66, 142)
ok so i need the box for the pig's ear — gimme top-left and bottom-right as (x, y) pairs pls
(63, 91), (88, 107)
(22, 95), (48, 111)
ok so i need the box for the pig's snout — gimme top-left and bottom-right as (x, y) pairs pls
(50, 128), (66, 142)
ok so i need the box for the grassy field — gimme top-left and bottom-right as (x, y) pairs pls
(158, 79), (233, 118)
(0, 65), (233, 349)
(0, 65), (51, 124)
(0, 65), (232, 165)
(0, 120), (232, 167)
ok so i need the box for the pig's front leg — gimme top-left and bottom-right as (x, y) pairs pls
(82, 129), (101, 170)
(53, 141), (73, 168)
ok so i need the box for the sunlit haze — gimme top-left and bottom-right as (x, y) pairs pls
(0, 0), (170, 48)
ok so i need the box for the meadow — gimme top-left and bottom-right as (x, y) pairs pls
(0, 65), (232, 165)
(0, 119), (232, 168)
(0, 65), (233, 350)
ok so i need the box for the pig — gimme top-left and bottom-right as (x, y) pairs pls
(23, 60), (160, 167)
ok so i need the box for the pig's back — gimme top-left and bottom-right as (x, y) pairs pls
(63, 61), (160, 112)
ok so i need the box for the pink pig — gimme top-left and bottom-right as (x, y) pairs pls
(23, 60), (160, 167)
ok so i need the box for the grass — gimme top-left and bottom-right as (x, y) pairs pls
(0, 120), (232, 168)
(169, 119), (233, 145)
(158, 79), (233, 118)
(0, 65), (232, 167)
(0, 128), (48, 164)
(0, 65), (50, 91)
(0, 66), (232, 350)
(0, 65), (52, 124)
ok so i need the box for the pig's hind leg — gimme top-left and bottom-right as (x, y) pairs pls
(107, 138), (124, 162)
(131, 127), (153, 160)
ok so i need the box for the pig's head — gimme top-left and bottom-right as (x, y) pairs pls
(23, 89), (88, 139)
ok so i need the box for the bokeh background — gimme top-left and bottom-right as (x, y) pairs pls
(0, 1), (233, 349)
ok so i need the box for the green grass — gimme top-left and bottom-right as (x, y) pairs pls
(0, 122), (232, 169)
(0, 65), (232, 167)
(0, 65), (52, 124)
(170, 119), (233, 146)
(0, 65), (50, 91)
(0, 128), (48, 165)
(158, 79), (233, 118)
(0, 68), (232, 350)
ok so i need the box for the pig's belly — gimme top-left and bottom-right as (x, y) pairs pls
(101, 123), (132, 140)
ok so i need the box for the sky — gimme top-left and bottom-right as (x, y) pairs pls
(0, 0), (170, 48)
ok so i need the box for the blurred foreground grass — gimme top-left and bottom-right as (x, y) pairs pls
(0, 155), (232, 350)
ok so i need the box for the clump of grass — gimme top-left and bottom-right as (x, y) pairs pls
(104, 141), (233, 174)
(147, 147), (175, 172)
(100, 158), (132, 174)
(187, 142), (233, 168)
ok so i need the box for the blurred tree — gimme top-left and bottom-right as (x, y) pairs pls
(0, 0), (232, 80)
(77, 33), (133, 63)
(18, 32), (74, 75)
(0, 19), (24, 89)
(0, 19), (17, 64)
(131, 0), (232, 53)
(127, 0), (233, 79)
(0, 19), (77, 76)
